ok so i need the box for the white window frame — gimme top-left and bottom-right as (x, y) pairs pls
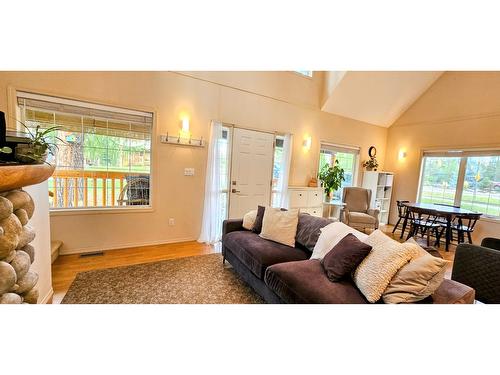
(417, 148), (500, 220)
(271, 134), (285, 207)
(13, 89), (155, 215)
(318, 142), (360, 188)
(220, 125), (232, 221)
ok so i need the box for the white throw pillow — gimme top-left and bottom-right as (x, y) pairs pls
(259, 208), (299, 247)
(310, 222), (368, 260)
(353, 230), (418, 303)
(242, 209), (258, 230)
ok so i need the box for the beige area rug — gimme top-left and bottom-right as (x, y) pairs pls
(62, 253), (264, 304)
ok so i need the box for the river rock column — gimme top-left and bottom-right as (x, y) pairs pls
(0, 189), (38, 304)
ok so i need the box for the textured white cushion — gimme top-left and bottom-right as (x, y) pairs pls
(353, 230), (418, 303)
(242, 209), (258, 230)
(311, 222), (368, 260)
(259, 208), (299, 247)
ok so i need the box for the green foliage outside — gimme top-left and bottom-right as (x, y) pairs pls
(421, 155), (500, 217)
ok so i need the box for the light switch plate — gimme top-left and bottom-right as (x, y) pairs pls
(184, 168), (195, 176)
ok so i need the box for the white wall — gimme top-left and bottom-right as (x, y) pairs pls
(25, 181), (52, 304)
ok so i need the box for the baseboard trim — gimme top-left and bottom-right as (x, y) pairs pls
(40, 288), (54, 304)
(59, 237), (197, 255)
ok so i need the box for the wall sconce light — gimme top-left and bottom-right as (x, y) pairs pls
(398, 148), (407, 160)
(181, 117), (190, 133)
(160, 113), (205, 147)
(302, 135), (312, 151)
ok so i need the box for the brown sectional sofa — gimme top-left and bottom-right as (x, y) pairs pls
(222, 215), (475, 304)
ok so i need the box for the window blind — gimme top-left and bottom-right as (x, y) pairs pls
(17, 91), (153, 139)
(320, 142), (360, 155)
(423, 149), (500, 158)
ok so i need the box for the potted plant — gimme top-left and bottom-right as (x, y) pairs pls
(318, 161), (345, 201)
(14, 122), (63, 164)
(362, 156), (379, 171)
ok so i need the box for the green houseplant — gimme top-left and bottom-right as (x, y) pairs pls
(318, 160), (345, 201)
(15, 122), (63, 164)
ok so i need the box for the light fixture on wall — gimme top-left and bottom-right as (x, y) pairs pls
(398, 148), (407, 160)
(181, 116), (190, 133)
(302, 135), (312, 151)
(160, 113), (205, 147)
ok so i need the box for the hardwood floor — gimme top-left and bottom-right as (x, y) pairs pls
(51, 225), (456, 304)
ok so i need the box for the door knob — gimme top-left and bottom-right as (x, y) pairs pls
(231, 189), (240, 193)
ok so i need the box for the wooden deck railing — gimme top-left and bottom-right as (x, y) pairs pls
(49, 170), (148, 208)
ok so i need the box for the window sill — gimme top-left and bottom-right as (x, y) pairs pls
(479, 216), (500, 224)
(49, 206), (154, 216)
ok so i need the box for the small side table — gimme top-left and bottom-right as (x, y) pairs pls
(323, 200), (346, 222)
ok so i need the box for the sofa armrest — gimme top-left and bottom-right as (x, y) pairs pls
(223, 219), (244, 236)
(342, 207), (350, 224)
(429, 279), (475, 304)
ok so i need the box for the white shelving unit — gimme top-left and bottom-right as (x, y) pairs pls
(361, 171), (394, 225)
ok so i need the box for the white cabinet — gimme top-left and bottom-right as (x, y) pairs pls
(361, 171), (394, 225)
(287, 186), (324, 217)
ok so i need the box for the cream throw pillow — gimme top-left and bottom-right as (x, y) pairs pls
(353, 230), (418, 303)
(311, 222), (368, 260)
(259, 208), (299, 247)
(382, 239), (449, 304)
(242, 209), (258, 230)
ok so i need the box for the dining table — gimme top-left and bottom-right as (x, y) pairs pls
(401, 202), (482, 252)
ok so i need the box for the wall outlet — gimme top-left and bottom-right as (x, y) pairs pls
(168, 218), (175, 226)
(184, 168), (195, 176)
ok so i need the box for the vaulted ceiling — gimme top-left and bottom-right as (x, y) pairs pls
(321, 71), (444, 127)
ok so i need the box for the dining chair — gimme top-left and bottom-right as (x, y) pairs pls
(432, 203), (460, 243)
(391, 200), (409, 236)
(439, 213), (481, 245)
(406, 206), (442, 247)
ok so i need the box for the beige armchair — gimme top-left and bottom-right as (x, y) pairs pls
(342, 187), (380, 232)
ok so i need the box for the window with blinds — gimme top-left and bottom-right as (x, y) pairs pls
(17, 91), (153, 210)
(418, 149), (500, 218)
(318, 143), (360, 200)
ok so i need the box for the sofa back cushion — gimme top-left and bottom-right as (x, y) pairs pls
(295, 214), (334, 251)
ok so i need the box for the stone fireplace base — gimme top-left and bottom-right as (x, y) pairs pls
(0, 189), (39, 303)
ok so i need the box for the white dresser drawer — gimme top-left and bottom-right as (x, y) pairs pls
(289, 190), (308, 208)
(307, 190), (323, 207)
(305, 207), (323, 217)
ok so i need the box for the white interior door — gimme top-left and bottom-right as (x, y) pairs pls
(229, 128), (274, 218)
